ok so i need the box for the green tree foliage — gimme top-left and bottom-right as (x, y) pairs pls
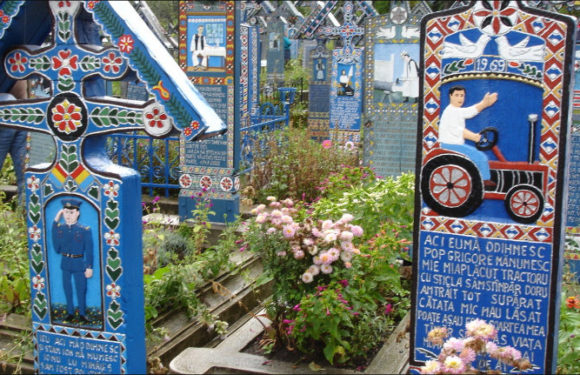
(145, 0), (179, 36)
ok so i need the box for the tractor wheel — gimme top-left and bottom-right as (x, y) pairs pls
(505, 185), (544, 224)
(421, 154), (484, 217)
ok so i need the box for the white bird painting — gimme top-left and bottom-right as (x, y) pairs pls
(377, 26), (396, 39)
(440, 34), (491, 59)
(401, 25), (420, 39)
(495, 35), (545, 62)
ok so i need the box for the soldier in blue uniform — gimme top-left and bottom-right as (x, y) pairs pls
(52, 198), (94, 323)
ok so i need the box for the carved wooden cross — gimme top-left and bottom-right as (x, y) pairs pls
(0, 1), (223, 373)
(317, 1), (364, 62)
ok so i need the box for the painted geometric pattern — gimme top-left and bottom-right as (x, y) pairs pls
(240, 26), (249, 125)
(178, 166), (239, 198)
(419, 214), (553, 243)
(250, 26), (259, 115)
(422, 4), (569, 228)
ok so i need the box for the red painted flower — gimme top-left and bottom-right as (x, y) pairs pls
(106, 283), (121, 299)
(145, 108), (167, 128)
(102, 51), (122, 74)
(191, 121), (200, 130)
(0, 10), (4, 17)
(2, 16), (9, 24)
(8, 52), (27, 73)
(87, 1), (100, 10)
(473, 1), (518, 36)
(118, 34), (134, 53)
(52, 49), (78, 76)
(184, 127), (193, 137)
(51, 98), (82, 134)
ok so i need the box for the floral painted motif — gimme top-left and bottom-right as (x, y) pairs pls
(105, 230), (120, 246)
(200, 176), (212, 189)
(32, 275), (45, 291)
(220, 177), (233, 191)
(27, 176), (40, 192)
(87, 1), (100, 10)
(179, 174), (192, 188)
(106, 283), (121, 299)
(7, 52), (27, 73)
(52, 50), (78, 76)
(191, 121), (200, 130)
(473, 1), (518, 36)
(28, 225), (41, 242)
(117, 34), (134, 53)
(145, 107), (168, 128)
(103, 181), (120, 197)
(102, 51), (123, 74)
(51, 98), (82, 134)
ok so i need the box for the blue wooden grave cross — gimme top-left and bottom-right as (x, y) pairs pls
(317, 1), (364, 63)
(0, 1), (224, 373)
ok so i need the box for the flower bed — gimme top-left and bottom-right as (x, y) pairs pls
(238, 173), (415, 368)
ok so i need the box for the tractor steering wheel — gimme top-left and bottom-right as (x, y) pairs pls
(476, 127), (498, 151)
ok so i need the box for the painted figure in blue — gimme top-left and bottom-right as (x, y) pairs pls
(52, 199), (94, 323)
(438, 85), (498, 186)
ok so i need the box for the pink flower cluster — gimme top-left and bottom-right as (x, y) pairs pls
(421, 319), (532, 374)
(251, 198), (363, 283)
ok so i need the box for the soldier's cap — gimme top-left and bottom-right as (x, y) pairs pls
(61, 198), (82, 210)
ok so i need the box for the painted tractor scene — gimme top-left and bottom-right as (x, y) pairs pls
(421, 114), (548, 224)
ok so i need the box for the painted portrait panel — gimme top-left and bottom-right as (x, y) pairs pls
(45, 196), (103, 329)
(373, 43), (419, 104)
(187, 15), (227, 71)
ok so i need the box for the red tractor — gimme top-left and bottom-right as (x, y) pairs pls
(420, 115), (547, 224)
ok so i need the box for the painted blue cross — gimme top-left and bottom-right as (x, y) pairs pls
(317, 2), (364, 61)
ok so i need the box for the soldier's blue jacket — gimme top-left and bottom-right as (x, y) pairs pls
(52, 221), (93, 272)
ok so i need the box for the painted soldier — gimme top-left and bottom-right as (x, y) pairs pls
(52, 198), (94, 323)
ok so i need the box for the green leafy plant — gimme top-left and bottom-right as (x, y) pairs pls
(0, 156), (16, 186)
(246, 127), (358, 204)
(316, 165), (377, 203)
(141, 192), (232, 340)
(557, 264), (580, 374)
(0, 192), (29, 315)
(313, 173), (415, 241)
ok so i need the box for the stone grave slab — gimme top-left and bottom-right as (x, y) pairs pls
(410, 1), (576, 373)
(170, 310), (410, 374)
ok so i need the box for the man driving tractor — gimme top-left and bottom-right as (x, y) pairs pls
(438, 85), (498, 187)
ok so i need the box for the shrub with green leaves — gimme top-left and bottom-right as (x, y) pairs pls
(312, 173), (415, 241)
(0, 193), (29, 314)
(246, 127), (358, 204)
(558, 265), (580, 374)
